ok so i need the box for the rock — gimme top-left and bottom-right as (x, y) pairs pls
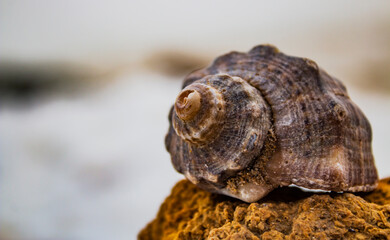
(138, 178), (390, 240)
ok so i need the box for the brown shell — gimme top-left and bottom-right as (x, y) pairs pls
(165, 44), (378, 202)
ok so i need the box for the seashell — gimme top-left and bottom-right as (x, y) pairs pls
(165, 44), (378, 203)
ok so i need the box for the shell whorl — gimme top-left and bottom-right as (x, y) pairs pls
(169, 74), (272, 181)
(165, 44), (378, 203)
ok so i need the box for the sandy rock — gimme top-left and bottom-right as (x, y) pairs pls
(139, 178), (390, 239)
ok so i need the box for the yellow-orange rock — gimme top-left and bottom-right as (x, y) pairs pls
(139, 178), (390, 240)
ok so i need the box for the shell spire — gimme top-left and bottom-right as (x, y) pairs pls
(175, 89), (201, 121)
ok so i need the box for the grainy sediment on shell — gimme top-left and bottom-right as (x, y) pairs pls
(165, 44), (378, 202)
(138, 178), (390, 240)
(226, 128), (276, 193)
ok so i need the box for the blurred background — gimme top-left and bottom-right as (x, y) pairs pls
(1, 0), (390, 239)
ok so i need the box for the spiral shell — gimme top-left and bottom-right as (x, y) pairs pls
(165, 45), (378, 202)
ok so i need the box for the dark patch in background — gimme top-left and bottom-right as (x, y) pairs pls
(0, 61), (112, 106)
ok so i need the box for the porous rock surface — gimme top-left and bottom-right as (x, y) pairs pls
(138, 178), (390, 239)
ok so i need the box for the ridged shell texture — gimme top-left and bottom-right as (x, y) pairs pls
(165, 45), (378, 202)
